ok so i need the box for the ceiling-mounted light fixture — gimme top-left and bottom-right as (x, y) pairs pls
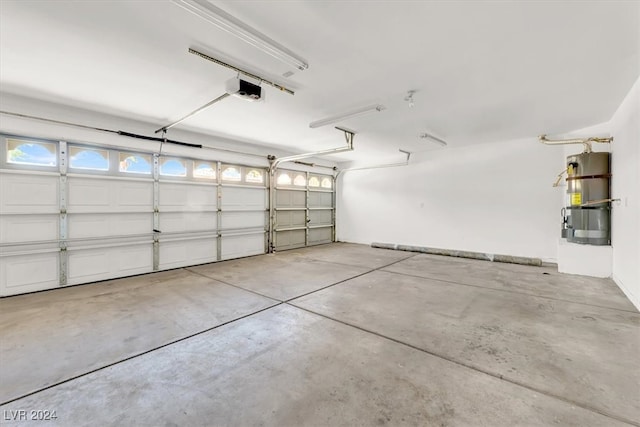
(404, 90), (416, 108)
(172, 0), (309, 71)
(419, 132), (448, 146)
(309, 105), (386, 129)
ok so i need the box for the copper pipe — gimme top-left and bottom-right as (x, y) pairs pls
(538, 134), (613, 153)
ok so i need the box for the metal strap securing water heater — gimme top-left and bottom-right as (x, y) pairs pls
(566, 174), (612, 181)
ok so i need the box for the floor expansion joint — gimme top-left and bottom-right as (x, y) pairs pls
(286, 303), (640, 427)
(0, 302), (283, 406)
(381, 269), (640, 314)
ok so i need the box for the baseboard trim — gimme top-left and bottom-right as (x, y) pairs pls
(371, 242), (543, 267)
(613, 274), (640, 312)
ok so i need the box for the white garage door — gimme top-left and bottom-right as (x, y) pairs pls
(0, 135), (267, 296)
(218, 165), (268, 260)
(273, 169), (335, 251)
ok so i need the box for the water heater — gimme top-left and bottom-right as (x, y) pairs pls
(564, 152), (611, 245)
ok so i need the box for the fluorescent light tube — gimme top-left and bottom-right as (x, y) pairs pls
(309, 105), (386, 129)
(172, 0), (309, 71)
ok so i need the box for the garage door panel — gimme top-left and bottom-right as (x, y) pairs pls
(221, 233), (265, 260)
(275, 229), (306, 251)
(0, 252), (59, 296)
(68, 244), (152, 285)
(69, 250), (110, 280)
(118, 182), (154, 208)
(0, 173), (59, 214)
(159, 183), (216, 211)
(222, 211), (265, 230)
(0, 214), (58, 243)
(68, 180), (109, 208)
(309, 227), (333, 245)
(68, 213), (152, 239)
(160, 212), (216, 234)
(159, 238), (217, 270)
(222, 187), (266, 211)
(117, 246), (153, 272)
(309, 210), (332, 226)
(276, 190), (305, 208)
(309, 191), (332, 208)
(68, 178), (152, 213)
(276, 210), (306, 228)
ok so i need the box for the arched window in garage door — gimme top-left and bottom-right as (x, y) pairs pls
(119, 152), (151, 174)
(159, 158), (187, 177)
(193, 161), (216, 180)
(7, 139), (57, 167)
(69, 146), (109, 171)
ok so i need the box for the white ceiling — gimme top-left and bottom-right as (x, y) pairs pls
(1, 0), (638, 162)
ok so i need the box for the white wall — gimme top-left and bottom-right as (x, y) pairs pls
(337, 78), (639, 309)
(610, 77), (640, 309)
(337, 137), (563, 262)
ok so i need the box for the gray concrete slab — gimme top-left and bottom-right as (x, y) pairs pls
(292, 270), (640, 424)
(283, 242), (415, 269)
(384, 253), (637, 311)
(0, 305), (627, 427)
(0, 269), (276, 403)
(188, 253), (370, 301)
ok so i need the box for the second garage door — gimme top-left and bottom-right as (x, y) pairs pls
(273, 169), (334, 251)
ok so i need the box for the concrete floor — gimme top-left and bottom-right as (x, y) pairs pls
(0, 243), (638, 426)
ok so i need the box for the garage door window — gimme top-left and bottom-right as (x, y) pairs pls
(276, 172), (291, 186)
(160, 158), (187, 177)
(119, 152), (151, 174)
(69, 146), (109, 171)
(245, 169), (264, 184)
(221, 166), (241, 182)
(321, 177), (332, 189)
(308, 176), (320, 187)
(194, 161), (216, 180)
(294, 174), (306, 186)
(6, 139), (57, 167)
